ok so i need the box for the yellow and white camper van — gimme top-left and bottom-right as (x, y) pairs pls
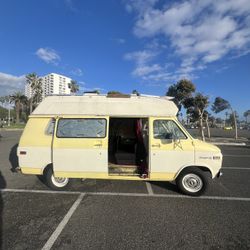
(17, 94), (222, 196)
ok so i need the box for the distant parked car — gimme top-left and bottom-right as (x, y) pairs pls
(224, 126), (233, 130)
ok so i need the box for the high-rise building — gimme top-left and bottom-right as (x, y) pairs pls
(24, 73), (72, 99)
(42, 73), (72, 98)
(25, 82), (33, 99)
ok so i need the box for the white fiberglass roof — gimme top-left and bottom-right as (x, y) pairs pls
(31, 94), (178, 117)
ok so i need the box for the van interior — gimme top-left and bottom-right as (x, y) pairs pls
(108, 117), (149, 177)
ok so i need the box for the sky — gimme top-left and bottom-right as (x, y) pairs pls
(0, 0), (250, 118)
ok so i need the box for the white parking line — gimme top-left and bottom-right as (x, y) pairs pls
(41, 193), (85, 250)
(222, 167), (250, 170)
(146, 182), (154, 195)
(90, 192), (250, 201)
(224, 154), (250, 158)
(1, 188), (250, 201)
(0, 188), (81, 195)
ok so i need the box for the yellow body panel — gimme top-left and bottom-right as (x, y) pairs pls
(19, 117), (53, 147)
(149, 172), (176, 180)
(21, 167), (43, 175)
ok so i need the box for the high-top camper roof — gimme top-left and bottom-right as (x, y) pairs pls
(31, 95), (178, 117)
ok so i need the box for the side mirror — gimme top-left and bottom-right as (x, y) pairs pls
(164, 132), (174, 140)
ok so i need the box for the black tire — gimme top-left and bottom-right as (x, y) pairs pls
(44, 167), (71, 191)
(176, 167), (208, 196)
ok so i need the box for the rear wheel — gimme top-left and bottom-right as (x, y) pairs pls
(176, 168), (208, 196)
(44, 167), (71, 190)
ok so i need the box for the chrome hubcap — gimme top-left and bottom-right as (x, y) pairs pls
(51, 175), (69, 187)
(182, 174), (203, 193)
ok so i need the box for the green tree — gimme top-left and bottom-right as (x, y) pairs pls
(166, 79), (196, 112)
(132, 90), (140, 96)
(226, 112), (239, 127)
(26, 73), (43, 113)
(9, 92), (27, 124)
(212, 97), (238, 139)
(183, 93), (209, 141)
(215, 117), (223, 127)
(243, 110), (250, 123)
(68, 80), (79, 94)
(0, 96), (12, 126)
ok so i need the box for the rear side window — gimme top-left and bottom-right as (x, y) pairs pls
(56, 118), (106, 138)
(45, 118), (55, 135)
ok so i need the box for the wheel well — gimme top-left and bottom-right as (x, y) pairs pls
(177, 166), (212, 178)
(42, 163), (53, 175)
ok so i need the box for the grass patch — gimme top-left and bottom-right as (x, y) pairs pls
(1, 123), (26, 129)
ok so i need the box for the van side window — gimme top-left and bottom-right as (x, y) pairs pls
(57, 118), (106, 138)
(153, 120), (187, 140)
(45, 118), (55, 135)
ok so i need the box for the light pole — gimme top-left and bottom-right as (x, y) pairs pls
(8, 96), (11, 126)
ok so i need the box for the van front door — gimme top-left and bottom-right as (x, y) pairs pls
(53, 117), (108, 178)
(149, 118), (195, 180)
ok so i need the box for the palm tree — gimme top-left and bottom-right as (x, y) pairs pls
(244, 110), (250, 123)
(9, 92), (27, 124)
(68, 80), (79, 94)
(26, 73), (43, 113)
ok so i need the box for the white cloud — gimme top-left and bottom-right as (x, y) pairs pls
(0, 72), (26, 96)
(71, 68), (83, 76)
(124, 0), (250, 84)
(36, 47), (60, 65)
(112, 38), (126, 44)
(124, 0), (158, 15)
(133, 64), (162, 77)
(124, 50), (157, 65)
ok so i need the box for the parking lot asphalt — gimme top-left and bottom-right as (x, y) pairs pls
(0, 130), (250, 249)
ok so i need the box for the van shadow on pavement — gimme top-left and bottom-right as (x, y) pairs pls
(9, 144), (18, 173)
(150, 181), (179, 194)
(0, 171), (6, 250)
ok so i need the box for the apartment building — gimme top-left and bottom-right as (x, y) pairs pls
(25, 73), (72, 99)
(42, 73), (71, 98)
(25, 82), (33, 99)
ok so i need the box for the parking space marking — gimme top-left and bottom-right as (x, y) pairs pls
(0, 188), (81, 195)
(222, 167), (250, 170)
(42, 193), (85, 250)
(224, 154), (250, 158)
(1, 188), (250, 201)
(146, 182), (154, 195)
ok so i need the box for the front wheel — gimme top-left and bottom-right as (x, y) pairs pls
(176, 168), (208, 196)
(44, 167), (71, 190)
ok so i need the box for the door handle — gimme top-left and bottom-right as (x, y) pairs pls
(94, 141), (103, 147)
(152, 143), (161, 148)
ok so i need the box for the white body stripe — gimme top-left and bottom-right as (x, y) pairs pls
(18, 146), (51, 169)
(53, 148), (108, 172)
